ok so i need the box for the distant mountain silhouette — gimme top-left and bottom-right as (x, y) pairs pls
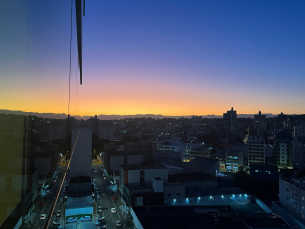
(0, 109), (276, 120)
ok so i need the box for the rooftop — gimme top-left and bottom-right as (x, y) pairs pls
(186, 187), (245, 198)
(121, 164), (166, 170)
(184, 157), (219, 173)
(230, 204), (291, 228)
(132, 205), (246, 229)
(168, 172), (217, 183)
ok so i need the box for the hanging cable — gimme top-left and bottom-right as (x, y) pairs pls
(75, 59), (78, 116)
(68, 0), (73, 116)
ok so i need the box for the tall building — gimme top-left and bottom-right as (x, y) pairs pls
(248, 134), (265, 165)
(272, 167), (305, 228)
(293, 124), (305, 169)
(66, 127), (93, 217)
(274, 112), (289, 137)
(69, 127), (92, 177)
(223, 107), (237, 141)
(253, 111), (267, 135)
(275, 130), (293, 169)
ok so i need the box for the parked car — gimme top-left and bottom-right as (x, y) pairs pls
(98, 207), (102, 213)
(66, 217), (77, 223)
(40, 214), (46, 220)
(111, 208), (117, 213)
(80, 216), (92, 222)
(116, 221), (122, 227)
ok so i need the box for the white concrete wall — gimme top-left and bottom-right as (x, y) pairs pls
(152, 178), (163, 193)
(145, 169), (168, 184)
(70, 127), (92, 178)
(279, 179), (290, 208)
(128, 170), (140, 184)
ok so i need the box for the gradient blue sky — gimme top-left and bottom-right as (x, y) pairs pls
(1, 0), (305, 116)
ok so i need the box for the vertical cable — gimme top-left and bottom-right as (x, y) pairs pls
(68, 0), (73, 116)
(75, 60), (78, 116)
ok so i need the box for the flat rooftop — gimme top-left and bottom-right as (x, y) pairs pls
(132, 206), (246, 229)
(186, 187), (246, 197)
(133, 204), (291, 229)
(121, 164), (165, 170)
(168, 172), (217, 183)
(230, 204), (291, 228)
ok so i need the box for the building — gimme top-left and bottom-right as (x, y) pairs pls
(69, 127), (92, 177)
(223, 107), (237, 141)
(119, 164), (168, 208)
(249, 164), (278, 181)
(185, 157), (219, 176)
(165, 187), (250, 207)
(274, 113), (289, 137)
(131, 202), (290, 229)
(174, 130), (187, 142)
(157, 139), (203, 162)
(294, 137), (305, 169)
(293, 124), (305, 169)
(254, 111), (267, 135)
(66, 127), (93, 217)
(103, 151), (145, 174)
(168, 172), (218, 191)
(210, 152), (226, 172)
(272, 167), (305, 228)
(189, 146), (212, 160)
(65, 176), (93, 216)
(225, 147), (244, 172)
(248, 134), (265, 165)
(120, 164), (168, 186)
(275, 130), (293, 169)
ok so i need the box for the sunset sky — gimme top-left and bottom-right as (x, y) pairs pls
(1, 0), (305, 117)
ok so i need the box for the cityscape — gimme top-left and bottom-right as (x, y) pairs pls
(1, 1), (305, 229)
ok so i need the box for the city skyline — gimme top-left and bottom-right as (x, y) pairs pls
(1, 1), (305, 116)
